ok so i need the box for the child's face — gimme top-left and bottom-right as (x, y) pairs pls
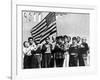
(82, 38), (86, 43)
(25, 42), (30, 47)
(77, 37), (81, 43)
(58, 38), (62, 43)
(65, 38), (68, 43)
(68, 37), (71, 43)
(62, 40), (64, 44)
(29, 39), (33, 44)
(72, 40), (77, 45)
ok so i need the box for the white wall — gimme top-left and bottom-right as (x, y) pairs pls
(0, 0), (99, 80)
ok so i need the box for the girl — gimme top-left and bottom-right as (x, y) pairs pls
(23, 41), (34, 69)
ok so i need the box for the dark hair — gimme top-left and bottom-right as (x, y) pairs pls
(72, 37), (77, 41)
(28, 37), (33, 41)
(77, 36), (81, 43)
(61, 36), (65, 40)
(56, 36), (59, 41)
(23, 41), (28, 47)
(64, 35), (68, 39)
(77, 36), (80, 39)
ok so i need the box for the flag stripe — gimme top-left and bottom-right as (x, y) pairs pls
(42, 28), (56, 39)
(43, 29), (56, 39)
(50, 30), (57, 35)
(33, 25), (56, 40)
(34, 23), (56, 42)
(31, 12), (53, 31)
(45, 22), (56, 32)
(31, 20), (46, 33)
(32, 22), (56, 37)
(40, 29), (56, 43)
(31, 19), (46, 30)
(31, 12), (57, 43)
(42, 26), (56, 38)
(31, 20), (56, 35)
(35, 38), (41, 41)
(32, 28), (46, 38)
(31, 23), (47, 35)
(34, 35), (41, 40)
(47, 21), (56, 28)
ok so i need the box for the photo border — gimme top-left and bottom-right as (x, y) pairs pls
(11, 1), (97, 80)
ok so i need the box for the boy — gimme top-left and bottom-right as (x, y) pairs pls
(41, 37), (52, 68)
(69, 37), (79, 67)
(63, 35), (70, 67)
(79, 37), (89, 66)
(23, 41), (34, 69)
(28, 37), (38, 68)
(54, 36), (65, 67)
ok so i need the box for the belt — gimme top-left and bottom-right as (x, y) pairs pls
(34, 54), (41, 55)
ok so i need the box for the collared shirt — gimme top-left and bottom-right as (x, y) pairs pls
(23, 46), (32, 56)
(43, 43), (52, 53)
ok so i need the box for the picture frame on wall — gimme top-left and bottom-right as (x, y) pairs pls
(11, 0), (97, 80)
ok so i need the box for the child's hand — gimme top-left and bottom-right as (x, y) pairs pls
(81, 45), (84, 48)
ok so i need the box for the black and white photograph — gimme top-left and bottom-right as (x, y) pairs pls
(11, 1), (97, 79)
(22, 11), (90, 69)
(0, 0), (99, 79)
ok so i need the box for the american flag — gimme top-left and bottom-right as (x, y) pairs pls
(30, 12), (57, 43)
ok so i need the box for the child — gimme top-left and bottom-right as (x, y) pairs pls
(79, 37), (89, 66)
(23, 41), (34, 69)
(63, 35), (70, 67)
(54, 36), (65, 67)
(69, 37), (79, 67)
(41, 37), (52, 68)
